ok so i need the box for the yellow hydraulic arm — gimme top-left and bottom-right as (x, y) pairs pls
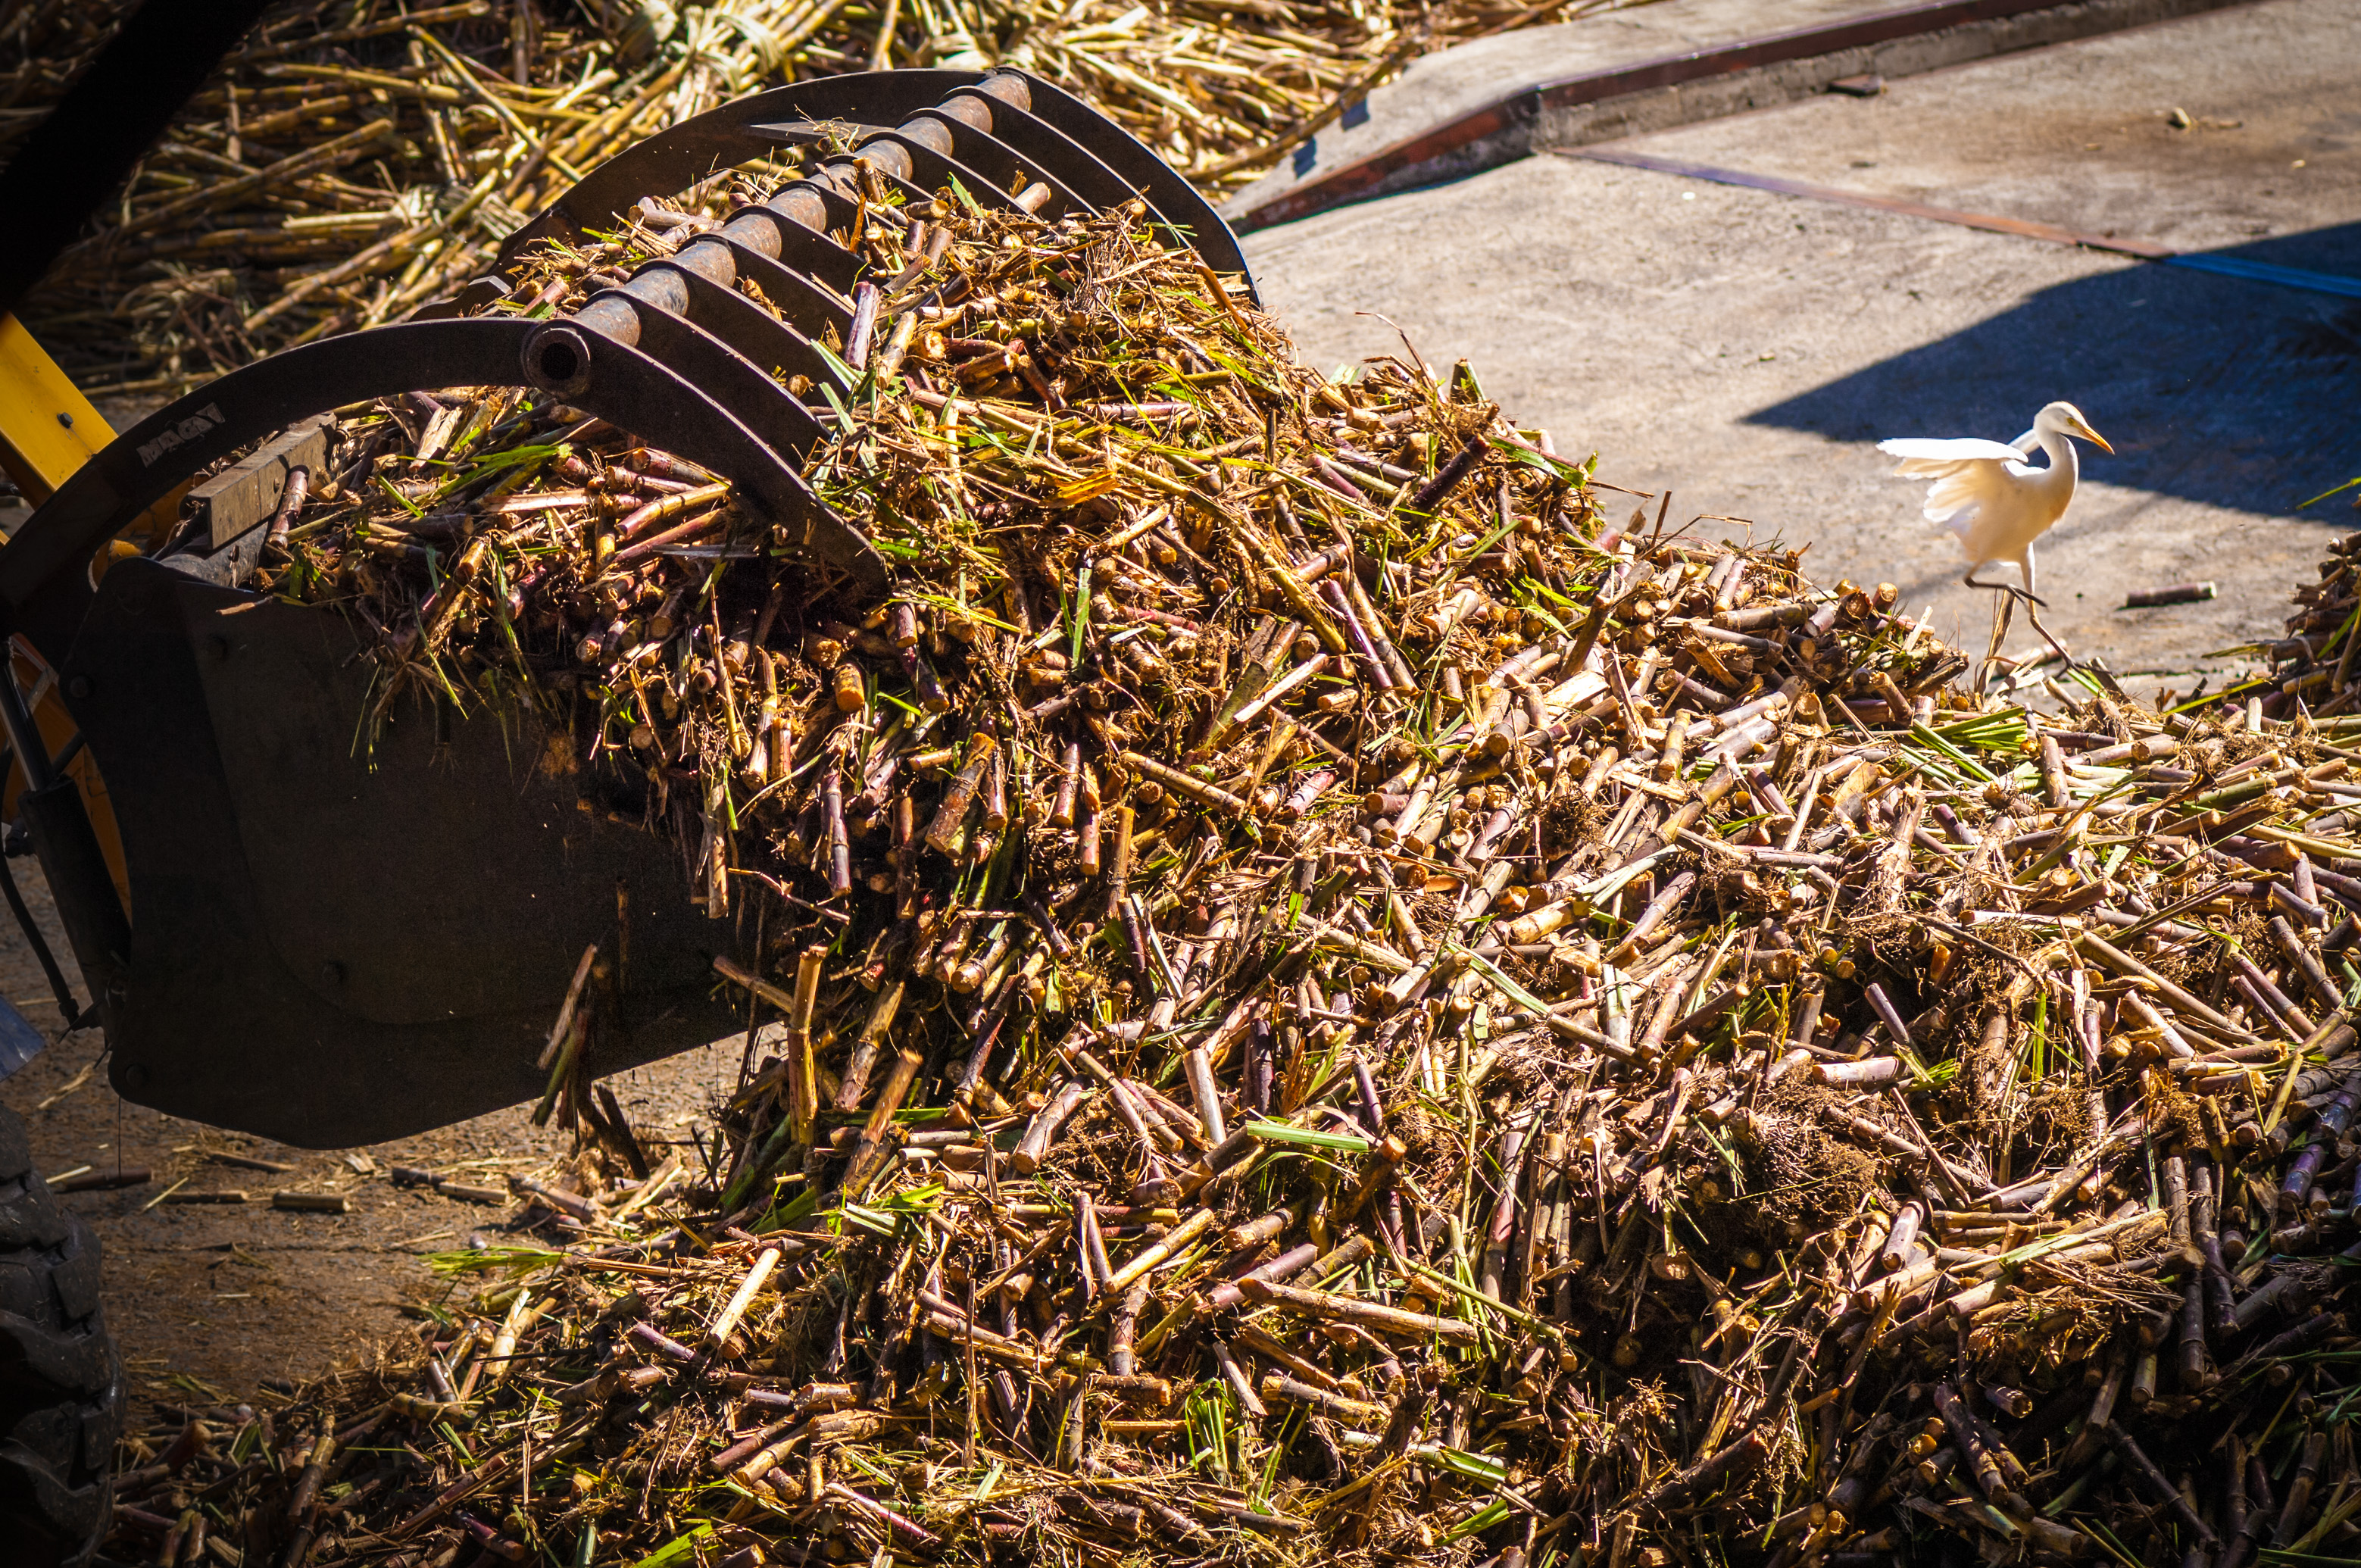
(0, 314), (136, 910)
(0, 313), (112, 504)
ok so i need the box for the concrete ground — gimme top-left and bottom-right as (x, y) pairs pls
(1244, 0), (2361, 695)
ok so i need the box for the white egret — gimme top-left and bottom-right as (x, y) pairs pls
(1878, 401), (2113, 671)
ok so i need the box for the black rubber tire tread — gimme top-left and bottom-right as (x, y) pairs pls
(0, 1102), (120, 1567)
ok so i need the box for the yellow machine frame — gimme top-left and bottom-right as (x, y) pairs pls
(0, 313), (158, 908)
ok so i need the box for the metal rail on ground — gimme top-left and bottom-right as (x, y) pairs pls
(1227, 0), (2266, 231)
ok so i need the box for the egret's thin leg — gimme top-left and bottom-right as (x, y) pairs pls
(2022, 604), (2077, 667)
(1963, 570), (2047, 609)
(2018, 551), (2078, 670)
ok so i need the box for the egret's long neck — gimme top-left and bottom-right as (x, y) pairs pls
(2037, 425), (2078, 493)
(2040, 425), (2077, 486)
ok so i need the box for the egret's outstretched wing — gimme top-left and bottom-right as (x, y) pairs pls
(1876, 437), (2027, 464)
(1876, 437), (2032, 531)
(2010, 428), (2039, 454)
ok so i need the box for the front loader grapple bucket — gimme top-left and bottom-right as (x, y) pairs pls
(0, 69), (1254, 1148)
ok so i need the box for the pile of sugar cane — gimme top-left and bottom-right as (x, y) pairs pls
(2, 0), (1651, 404)
(2228, 529), (2361, 722)
(100, 192), (2361, 1568)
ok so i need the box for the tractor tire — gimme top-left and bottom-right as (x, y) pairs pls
(0, 1102), (120, 1567)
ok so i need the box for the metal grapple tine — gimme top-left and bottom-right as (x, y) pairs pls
(514, 76), (1019, 351)
(715, 243), (852, 359)
(748, 181), (868, 297)
(489, 69), (986, 270)
(808, 158), (935, 216)
(453, 70), (1254, 323)
(750, 133), (982, 230)
(0, 318), (882, 664)
(580, 270), (830, 460)
(936, 86), (1143, 216)
(735, 75), (1074, 232)
(999, 72), (1255, 290)
(514, 78), (1088, 476)
(882, 92), (1091, 217)
(750, 113), (1088, 223)
(824, 125), (1026, 217)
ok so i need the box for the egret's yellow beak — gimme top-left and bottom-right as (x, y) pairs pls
(2072, 418), (2113, 454)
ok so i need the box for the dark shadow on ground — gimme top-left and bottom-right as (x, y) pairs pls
(1744, 222), (2361, 523)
